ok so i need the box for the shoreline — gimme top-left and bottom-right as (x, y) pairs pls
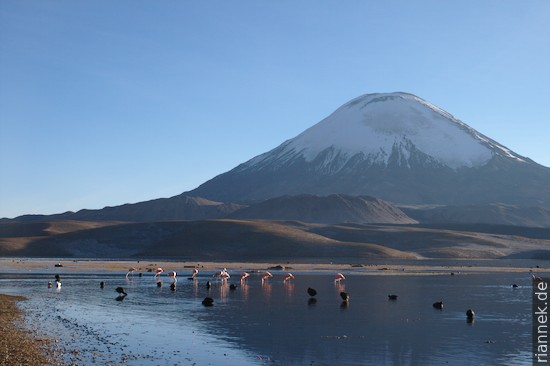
(1, 257), (549, 275)
(0, 294), (58, 365)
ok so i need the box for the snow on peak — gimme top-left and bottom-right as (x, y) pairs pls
(248, 92), (528, 172)
(242, 92), (527, 173)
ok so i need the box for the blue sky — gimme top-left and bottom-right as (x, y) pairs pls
(1, 1), (549, 218)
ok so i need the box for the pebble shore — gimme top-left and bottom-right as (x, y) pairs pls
(0, 294), (59, 366)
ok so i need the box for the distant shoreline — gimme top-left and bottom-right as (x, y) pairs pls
(1, 258), (548, 275)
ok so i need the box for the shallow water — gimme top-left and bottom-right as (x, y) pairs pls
(0, 269), (532, 365)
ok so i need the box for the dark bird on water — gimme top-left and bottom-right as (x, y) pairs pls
(433, 301), (443, 309)
(340, 292), (350, 302)
(157, 281), (162, 288)
(202, 297), (214, 307)
(307, 287), (317, 297)
(229, 283), (237, 290)
(466, 309), (475, 319)
(512, 284), (518, 288)
(170, 283), (176, 291)
(388, 294), (398, 300)
(115, 287), (127, 296)
(206, 281), (212, 289)
(55, 274), (61, 282)
(100, 281), (105, 289)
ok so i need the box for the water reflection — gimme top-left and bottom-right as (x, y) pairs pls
(0, 270), (533, 365)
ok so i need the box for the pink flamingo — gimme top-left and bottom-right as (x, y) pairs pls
(167, 271), (177, 284)
(220, 269), (230, 281)
(240, 272), (250, 283)
(191, 268), (199, 279)
(334, 273), (346, 283)
(126, 267), (137, 278)
(154, 267), (164, 278)
(284, 273), (295, 282)
(532, 274), (543, 282)
(262, 271), (273, 283)
(213, 268), (230, 281)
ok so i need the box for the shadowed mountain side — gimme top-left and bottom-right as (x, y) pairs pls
(229, 194), (417, 224)
(1, 220), (549, 260)
(139, 220), (419, 260)
(5, 195), (244, 222)
(401, 204), (550, 228)
(0, 221), (122, 254)
(309, 224), (550, 259)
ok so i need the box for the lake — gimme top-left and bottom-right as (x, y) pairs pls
(0, 267), (532, 365)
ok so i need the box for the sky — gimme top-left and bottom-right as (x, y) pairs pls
(1, 1), (549, 219)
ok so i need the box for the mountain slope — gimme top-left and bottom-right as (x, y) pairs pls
(2, 219), (550, 260)
(9, 195), (244, 222)
(230, 194), (417, 224)
(189, 92), (550, 207)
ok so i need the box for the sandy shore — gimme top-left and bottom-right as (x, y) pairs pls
(0, 294), (59, 366)
(1, 258), (549, 275)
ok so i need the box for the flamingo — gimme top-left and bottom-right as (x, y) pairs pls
(191, 268), (199, 279)
(214, 268), (230, 281)
(221, 270), (230, 281)
(262, 271), (273, 283)
(167, 271), (177, 284)
(284, 273), (295, 282)
(532, 274), (543, 282)
(240, 272), (250, 283)
(154, 267), (164, 278)
(126, 267), (136, 278)
(334, 273), (345, 283)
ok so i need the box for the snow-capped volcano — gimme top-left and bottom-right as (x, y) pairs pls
(189, 92), (550, 207)
(244, 92), (525, 172)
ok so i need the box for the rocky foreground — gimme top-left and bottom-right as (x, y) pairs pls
(0, 294), (58, 366)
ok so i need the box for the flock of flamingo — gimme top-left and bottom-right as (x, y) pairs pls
(117, 267), (349, 305)
(48, 266), (518, 318)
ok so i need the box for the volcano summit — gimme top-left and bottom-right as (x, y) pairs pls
(190, 92), (550, 207)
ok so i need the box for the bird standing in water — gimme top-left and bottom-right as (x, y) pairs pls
(167, 271), (177, 284)
(126, 268), (136, 278)
(334, 273), (345, 283)
(262, 272), (273, 283)
(340, 292), (350, 302)
(240, 272), (250, 284)
(307, 287), (317, 297)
